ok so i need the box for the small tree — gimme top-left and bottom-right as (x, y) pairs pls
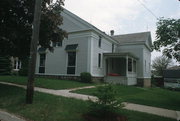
(86, 84), (124, 120)
(152, 56), (172, 76)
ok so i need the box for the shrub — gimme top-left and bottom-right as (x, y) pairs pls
(0, 56), (12, 75)
(87, 84), (124, 119)
(80, 72), (92, 83)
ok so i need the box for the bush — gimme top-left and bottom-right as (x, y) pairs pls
(80, 72), (92, 83)
(86, 84), (124, 120)
(0, 56), (12, 75)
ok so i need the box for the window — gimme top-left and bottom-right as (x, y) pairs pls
(39, 54), (46, 73)
(40, 54), (46, 67)
(14, 59), (21, 70)
(112, 43), (114, 53)
(57, 42), (62, 46)
(128, 58), (132, 72)
(53, 41), (62, 47)
(133, 60), (136, 72)
(67, 52), (76, 74)
(98, 53), (101, 68)
(98, 36), (102, 48)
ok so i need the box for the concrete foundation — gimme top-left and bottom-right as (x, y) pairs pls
(137, 78), (151, 87)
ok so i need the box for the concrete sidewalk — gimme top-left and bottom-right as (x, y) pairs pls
(0, 110), (26, 121)
(0, 81), (180, 120)
(123, 102), (180, 120)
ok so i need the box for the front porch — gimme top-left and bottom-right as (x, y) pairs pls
(103, 53), (138, 85)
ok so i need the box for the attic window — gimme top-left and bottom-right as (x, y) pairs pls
(53, 41), (62, 47)
(98, 36), (102, 48)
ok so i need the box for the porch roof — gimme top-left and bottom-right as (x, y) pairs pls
(103, 52), (138, 59)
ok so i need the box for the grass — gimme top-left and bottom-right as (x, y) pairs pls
(0, 75), (95, 90)
(72, 85), (180, 111)
(0, 84), (176, 121)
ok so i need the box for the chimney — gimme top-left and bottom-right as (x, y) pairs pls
(110, 30), (114, 36)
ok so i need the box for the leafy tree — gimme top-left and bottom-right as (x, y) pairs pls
(152, 56), (172, 76)
(0, 0), (67, 104)
(153, 18), (180, 62)
(0, 0), (67, 59)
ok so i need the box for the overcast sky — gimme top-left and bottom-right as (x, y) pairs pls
(63, 0), (180, 62)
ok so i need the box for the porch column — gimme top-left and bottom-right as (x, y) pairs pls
(126, 55), (128, 76)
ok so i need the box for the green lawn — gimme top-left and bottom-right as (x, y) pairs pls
(0, 76), (95, 89)
(0, 84), (175, 121)
(72, 85), (180, 111)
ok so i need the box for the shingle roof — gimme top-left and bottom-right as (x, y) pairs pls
(112, 32), (151, 44)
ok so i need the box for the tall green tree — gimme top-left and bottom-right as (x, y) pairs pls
(154, 18), (180, 62)
(0, 0), (67, 104)
(0, 0), (67, 58)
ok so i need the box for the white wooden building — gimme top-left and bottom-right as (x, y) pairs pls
(35, 9), (153, 87)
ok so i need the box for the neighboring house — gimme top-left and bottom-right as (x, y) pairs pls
(163, 66), (180, 88)
(35, 9), (153, 87)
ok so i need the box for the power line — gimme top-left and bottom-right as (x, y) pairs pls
(136, 0), (158, 19)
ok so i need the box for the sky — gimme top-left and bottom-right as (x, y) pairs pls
(63, 0), (180, 63)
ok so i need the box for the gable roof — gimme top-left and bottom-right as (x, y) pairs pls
(112, 31), (153, 51)
(113, 32), (150, 44)
(62, 9), (119, 44)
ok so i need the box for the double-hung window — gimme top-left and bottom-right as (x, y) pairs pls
(98, 53), (101, 68)
(98, 36), (102, 48)
(67, 52), (76, 74)
(39, 54), (46, 73)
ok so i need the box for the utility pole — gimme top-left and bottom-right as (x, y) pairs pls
(26, 0), (42, 104)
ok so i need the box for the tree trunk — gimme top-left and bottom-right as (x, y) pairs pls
(26, 0), (42, 104)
